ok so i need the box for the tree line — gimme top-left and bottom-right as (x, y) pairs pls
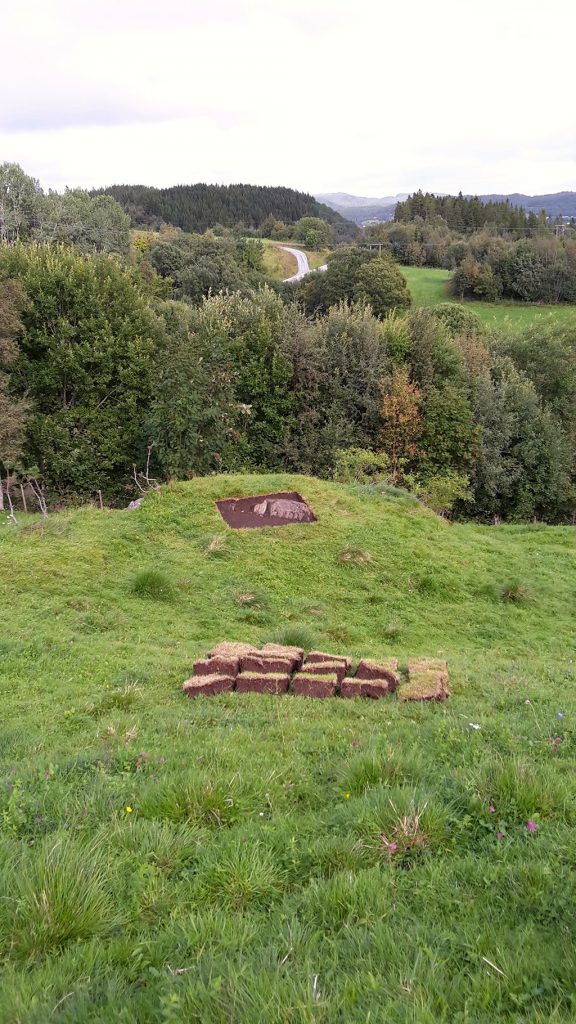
(1, 242), (574, 523)
(92, 182), (356, 240)
(365, 191), (576, 304)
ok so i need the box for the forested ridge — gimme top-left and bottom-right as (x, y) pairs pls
(93, 182), (356, 237)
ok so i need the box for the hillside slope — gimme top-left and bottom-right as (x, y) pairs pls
(96, 183), (357, 237)
(1, 475), (575, 1022)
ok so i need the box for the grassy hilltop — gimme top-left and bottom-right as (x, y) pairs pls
(1, 474), (576, 1022)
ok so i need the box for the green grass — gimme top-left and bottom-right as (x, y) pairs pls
(402, 264), (576, 328)
(1, 473), (575, 1021)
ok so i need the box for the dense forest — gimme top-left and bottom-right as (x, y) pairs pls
(93, 182), (357, 239)
(365, 191), (576, 303)
(0, 163), (575, 524)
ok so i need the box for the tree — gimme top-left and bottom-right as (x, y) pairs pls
(34, 190), (131, 257)
(0, 280), (29, 471)
(0, 163), (42, 244)
(293, 217), (332, 248)
(379, 367), (422, 481)
(1, 244), (163, 500)
(354, 256), (412, 316)
(298, 247), (411, 317)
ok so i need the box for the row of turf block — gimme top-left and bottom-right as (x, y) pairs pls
(182, 643), (450, 701)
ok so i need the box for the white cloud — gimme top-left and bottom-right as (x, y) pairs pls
(1, 0), (575, 195)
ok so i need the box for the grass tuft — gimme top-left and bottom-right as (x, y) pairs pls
(129, 569), (174, 601)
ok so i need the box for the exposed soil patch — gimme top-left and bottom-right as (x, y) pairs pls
(216, 491), (317, 529)
(236, 672), (291, 694)
(183, 674), (235, 697)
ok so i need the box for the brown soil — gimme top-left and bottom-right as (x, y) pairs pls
(182, 674), (235, 697)
(355, 658), (400, 688)
(261, 643), (304, 667)
(305, 651), (352, 670)
(292, 672), (338, 698)
(241, 653), (297, 674)
(236, 672), (291, 694)
(216, 491), (317, 530)
(300, 660), (347, 684)
(340, 678), (394, 698)
(193, 656), (239, 677)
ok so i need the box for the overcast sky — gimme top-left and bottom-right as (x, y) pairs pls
(2, 0), (575, 198)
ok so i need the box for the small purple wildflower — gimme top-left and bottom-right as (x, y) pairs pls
(388, 842), (398, 853)
(497, 831), (505, 840)
(526, 820), (538, 832)
(557, 712), (564, 718)
(488, 804), (495, 813)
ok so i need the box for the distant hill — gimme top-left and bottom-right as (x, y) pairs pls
(94, 183), (357, 237)
(316, 192), (409, 225)
(317, 190), (576, 225)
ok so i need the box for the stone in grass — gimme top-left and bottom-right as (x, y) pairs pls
(300, 660), (347, 685)
(408, 658), (449, 683)
(292, 672), (338, 698)
(207, 641), (258, 659)
(183, 674), (235, 697)
(261, 643), (304, 668)
(398, 672), (449, 702)
(236, 672), (291, 695)
(340, 678), (395, 699)
(241, 653), (295, 674)
(306, 650), (352, 670)
(193, 656), (239, 677)
(355, 658), (400, 688)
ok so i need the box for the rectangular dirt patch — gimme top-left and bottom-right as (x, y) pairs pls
(216, 491), (317, 529)
(182, 674), (235, 697)
(341, 678), (395, 698)
(241, 653), (296, 674)
(355, 658), (400, 688)
(193, 656), (239, 677)
(236, 672), (291, 694)
(292, 673), (338, 698)
(300, 660), (347, 684)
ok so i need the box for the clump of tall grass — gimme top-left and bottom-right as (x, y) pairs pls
(129, 569), (174, 601)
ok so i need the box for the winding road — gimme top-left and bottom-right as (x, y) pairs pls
(280, 246), (328, 283)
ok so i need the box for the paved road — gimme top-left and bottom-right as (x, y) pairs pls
(280, 246), (328, 283)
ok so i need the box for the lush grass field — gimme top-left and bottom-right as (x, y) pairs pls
(1, 474), (576, 1022)
(401, 265), (576, 329)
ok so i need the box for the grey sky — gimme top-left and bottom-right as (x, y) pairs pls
(2, 0), (575, 196)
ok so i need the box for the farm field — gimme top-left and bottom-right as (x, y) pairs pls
(401, 265), (576, 328)
(1, 474), (575, 1022)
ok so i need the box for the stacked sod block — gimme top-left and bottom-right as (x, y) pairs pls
(341, 657), (401, 698)
(398, 658), (450, 702)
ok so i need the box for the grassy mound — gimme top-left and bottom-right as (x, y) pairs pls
(1, 474), (575, 1021)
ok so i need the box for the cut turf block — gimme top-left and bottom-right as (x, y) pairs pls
(398, 672), (449, 702)
(182, 674), (235, 697)
(340, 678), (395, 698)
(207, 641), (258, 659)
(193, 656), (239, 677)
(241, 653), (295, 674)
(355, 658), (400, 688)
(306, 650), (352, 670)
(408, 658), (449, 683)
(292, 672), (338, 698)
(300, 660), (347, 684)
(261, 643), (304, 668)
(236, 672), (291, 694)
